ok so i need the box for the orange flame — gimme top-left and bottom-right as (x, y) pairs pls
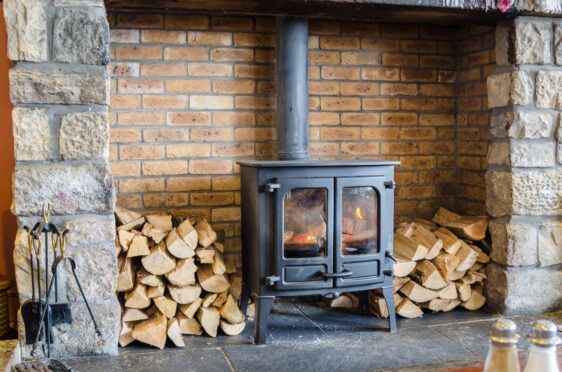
(355, 207), (363, 220)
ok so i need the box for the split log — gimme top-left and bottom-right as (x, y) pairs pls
(179, 298), (202, 319)
(141, 223), (167, 244)
(220, 320), (245, 336)
(128, 235), (150, 258)
(422, 299), (460, 312)
(177, 219), (198, 251)
(411, 218), (438, 231)
(393, 256), (416, 278)
(168, 284), (202, 305)
(455, 242), (478, 272)
(219, 294), (244, 324)
(202, 293), (218, 308)
(393, 277), (410, 293)
(166, 228), (195, 259)
(455, 283), (471, 302)
(177, 313), (203, 335)
(213, 242), (225, 252)
(212, 252), (226, 275)
(119, 321), (135, 347)
(432, 252), (460, 279)
(166, 258), (197, 287)
(471, 262), (484, 271)
(146, 214), (173, 233)
(228, 273), (242, 300)
(434, 228), (462, 255)
(119, 217), (146, 232)
(401, 223), (443, 260)
(396, 298), (423, 318)
(116, 207), (143, 226)
(394, 232), (428, 261)
(213, 291), (229, 308)
(468, 244), (490, 264)
(437, 282), (457, 300)
(167, 318), (185, 347)
(368, 293), (403, 318)
(132, 312), (167, 349)
(137, 268), (163, 287)
(147, 283), (165, 299)
(198, 264), (230, 293)
(195, 219), (217, 248)
(443, 299), (461, 312)
(196, 248), (215, 264)
(448, 269), (466, 281)
(461, 290), (486, 310)
(224, 255), (237, 274)
(142, 242), (176, 275)
(154, 296), (177, 319)
(117, 257), (135, 292)
(432, 208), (487, 241)
(122, 308), (148, 322)
(125, 283), (151, 309)
(198, 307), (220, 337)
(118, 230), (135, 252)
(410, 260), (446, 290)
(330, 293), (359, 309)
(399, 281), (438, 303)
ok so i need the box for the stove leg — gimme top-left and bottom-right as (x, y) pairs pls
(254, 295), (274, 345)
(382, 287), (397, 333)
(240, 285), (251, 316)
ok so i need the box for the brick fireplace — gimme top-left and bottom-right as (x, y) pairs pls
(4, 0), (562, 358)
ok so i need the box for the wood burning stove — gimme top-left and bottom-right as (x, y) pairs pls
(238, 160), (399, 344)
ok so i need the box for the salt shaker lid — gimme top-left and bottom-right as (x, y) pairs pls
(529, 320), (561, 347)
(490, 318), (519, 344)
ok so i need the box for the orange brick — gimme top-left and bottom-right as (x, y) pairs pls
(398, 185), (435, 200)
(419, 114), (455, 126)
(308, 51), (340, 65)
(341, 113), (379, 126)
(235, 127), (276, 141)
(309, 20), (340, 35)
(167, 176), (211, 191)
(110, 161), (140, 177)
(118, 79), (164, 94)
(309, 112), (340, 126)
(233, 33), (274, 47)
(165, 14), (209, 30)
(211, 207), (241, 222)
(144, 193), (189, 208)
(361, 127), (400, 140)
(381, 112), (417, 126)
(213, 80), (255, 94)
(340, 82), (379, 96)
(341, 23), (380, 37)
(400, 128), (437, 140)
(115, 45), (162, 60)
(401, 69), (437, 82)
(191, 192), (234, 206)
(419, 84), (455, 97)
(117, 194), (142, 209)
(235, 96), (274, 109)
(309, 81), (339, 95)
(143, 95), (187, 109)
(400, 156), (436, 169)
(362, 98), (399, 110)
(166, 79), (211, 93)
(361, 67), (399, 81)
(211, 16), (253, 31)
(320, 127), (360, 140)
(234, 64), (273, 79)
(116, 14), (163, 28)
(120, 145), (164, 160)
(310, 142), (339, 156)
(189, 160), (233, 174)
(141, 63), (186, 76)
(256, 81), (275, 94)
(341, 142), (380, 155)
(321, 97), (361, 111)
(419, 142), (455, 154)
(381, 24), (418, 38)
(142, 160), (188, 175)
(321, 66), (360, 80)
(380, 142), (418, 154)
(110, 95), (141, 110)
(438, 128), (455, 140)
(143, 128), (189, 142)
(188, 31), (232, 46)
(210, 48), (254, 61)
(401, 98), (436, 111)
(111, 128), (141, 143)
(167, 112), (211, 126)
(255, 18), (275, 33)
(141, 30), (186, 44)
(188, 63), (232, 77)
(212, 143), (254, 157)
(212, 176), (240, 190)
(380, 83), (418, 96)
(190, 95), (234, 109)
(320, 36), (359, 50)
(255, 49), (274, 63)
(255, 143), (276, 157)
(420, 55), (455, 69)
(382, 53), (418, 67)
(119, 178), (165, 193)
(119, 112), (165, 125)
(255, 112), (274, 125)
(341, 52), (381, 65)
(163, 47), (209, 61)
(400, 40), (437, 53)
(191, 128), (234, 142)
(110, 62), (139, 77)
(213, 112), (255, 126)
(110, 29), (140, 44)
(395, 171), (418, 184)
(361, 38), (399, 51)
(167, 143), (211, 158)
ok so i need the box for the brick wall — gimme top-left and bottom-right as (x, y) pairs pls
(455, 25), (495, 215)
(107, 12), (482, 265)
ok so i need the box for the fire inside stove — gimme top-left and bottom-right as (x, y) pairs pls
(283, 187), (379, 258)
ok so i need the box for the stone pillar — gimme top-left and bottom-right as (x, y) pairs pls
(4, 0), (119, 357)
(486, 17), (562, 314)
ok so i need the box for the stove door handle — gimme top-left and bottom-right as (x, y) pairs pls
(318, 269), (353, 279)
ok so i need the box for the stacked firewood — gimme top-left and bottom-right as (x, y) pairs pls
(114, 208), (245, 349)
(368, 208), (489, 319)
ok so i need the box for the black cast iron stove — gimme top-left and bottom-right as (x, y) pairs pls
(237, 17), (398, 344)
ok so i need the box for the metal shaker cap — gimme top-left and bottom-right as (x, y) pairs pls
(529, 320), (561, 347)
(490, 318), (519, 344)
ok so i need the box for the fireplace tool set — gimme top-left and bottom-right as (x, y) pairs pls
(20, 203), (101, 359)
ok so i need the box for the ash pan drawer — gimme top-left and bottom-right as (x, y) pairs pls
(284, 265), (327, 282)
(343, 261), (379, 279)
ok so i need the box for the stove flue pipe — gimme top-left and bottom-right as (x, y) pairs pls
(275, 17), (309, 160)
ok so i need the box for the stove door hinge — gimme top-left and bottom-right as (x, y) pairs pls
(265, 275), (280, 286)
(384, 180), (395, 189)
(265, 182), (281, 193)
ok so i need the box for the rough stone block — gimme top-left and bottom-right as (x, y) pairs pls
(487, 71), (534, 108)
(12, 161), (115, 216)
(485, 263), (562, 314)
(495, 24), (513, 66)
(490, 111), (513, 138)
(510, 139), (556, 167)
(486, 171), (513, 217)
(12, 107), (52, 161)
(54, 0), (104, 6)
(536, 71), (562, 109)
(60, 111), (109, 160)
(555, 23), (562, 65)
(509, 109), (556, 139)
(538, 222), (562, 266)
(515, 20), (552, 64)
(487, 142), (510, 166)
(514, 0), (562, 13)
(53, 8), (109, 65)
(489, 218), (538, 266)
(3, 0), (48, 62)
(9, 65), (109, 105)
(558, 142), (562, 164)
